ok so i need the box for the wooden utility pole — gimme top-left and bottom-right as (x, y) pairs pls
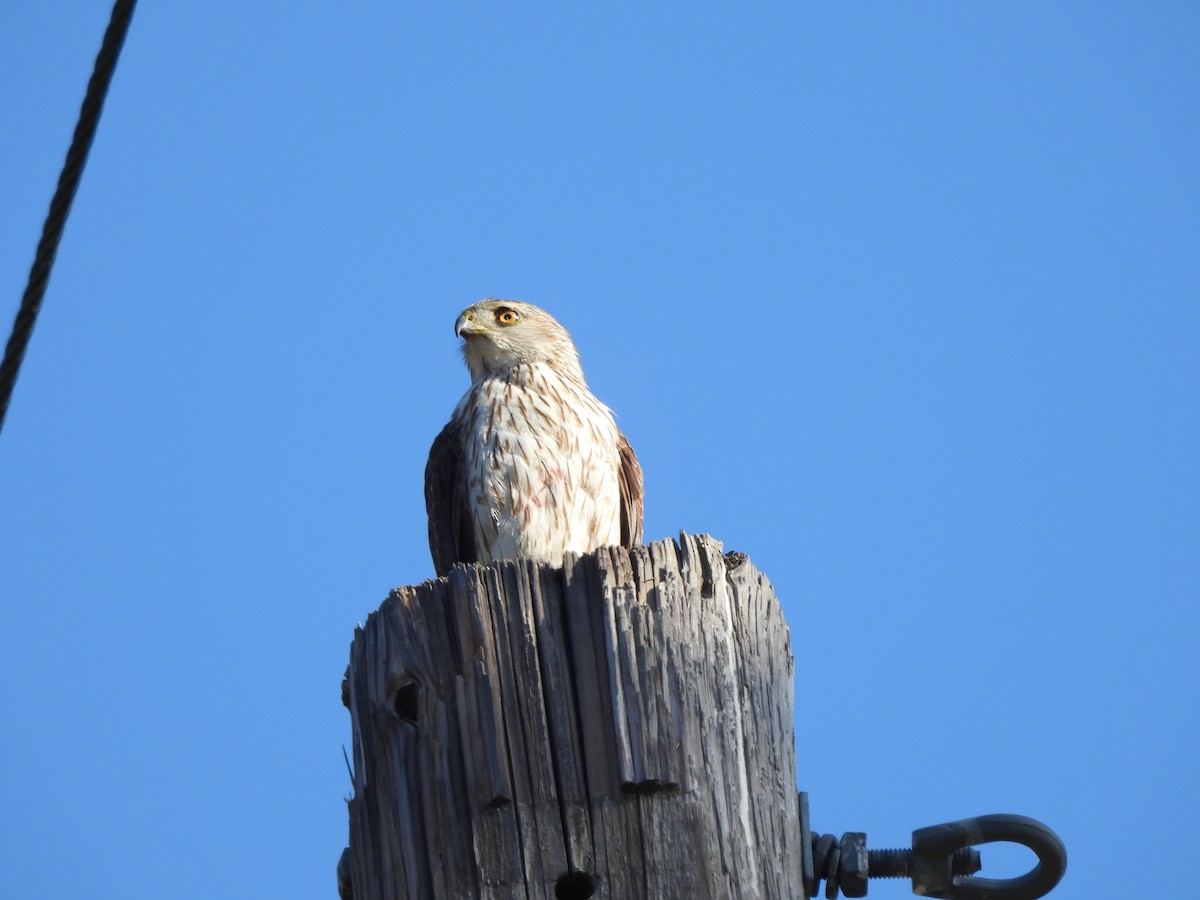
(340, 533), (802, 899)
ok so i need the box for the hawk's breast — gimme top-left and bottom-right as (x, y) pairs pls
(452, 362), (622, 567)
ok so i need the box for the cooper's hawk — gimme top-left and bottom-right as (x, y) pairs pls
(425, 299), (643, 576)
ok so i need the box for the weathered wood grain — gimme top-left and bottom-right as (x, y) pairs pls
(342, 533), (800, 899)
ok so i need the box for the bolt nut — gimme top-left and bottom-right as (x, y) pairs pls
(839, 832), (868, 898)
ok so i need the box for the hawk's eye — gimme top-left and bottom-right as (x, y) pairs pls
(495, 309), (520, 326)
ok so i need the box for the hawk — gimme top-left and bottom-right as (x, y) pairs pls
(425, 299), (643, 576)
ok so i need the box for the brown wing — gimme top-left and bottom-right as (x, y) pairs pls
(617, 431), (644, 548)
(424, 419), (477, 577)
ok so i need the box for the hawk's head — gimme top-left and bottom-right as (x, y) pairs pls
(455, 299), (584, 383)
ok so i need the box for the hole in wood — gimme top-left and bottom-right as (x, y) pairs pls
(390, 679), (420, 725)
(336, 847), (352, 900)
(554, 871), (595, 899)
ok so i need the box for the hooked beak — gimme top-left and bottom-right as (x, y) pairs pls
(454, 311), (482, 338)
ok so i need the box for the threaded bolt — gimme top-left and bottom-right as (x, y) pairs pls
(868, 848), (912, 879)
(868, 847), (981, 880)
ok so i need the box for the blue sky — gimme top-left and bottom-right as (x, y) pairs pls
(2, 3), (1196, 898)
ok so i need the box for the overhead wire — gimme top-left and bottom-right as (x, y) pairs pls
(0, 0), (137, 437)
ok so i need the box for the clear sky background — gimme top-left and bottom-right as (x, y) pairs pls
(2, 3), (1196, 898)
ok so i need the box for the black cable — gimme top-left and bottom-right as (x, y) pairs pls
(0, 0), (137, 437)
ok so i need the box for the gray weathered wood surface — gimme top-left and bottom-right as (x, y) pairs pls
(340, 533), (801, 899)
